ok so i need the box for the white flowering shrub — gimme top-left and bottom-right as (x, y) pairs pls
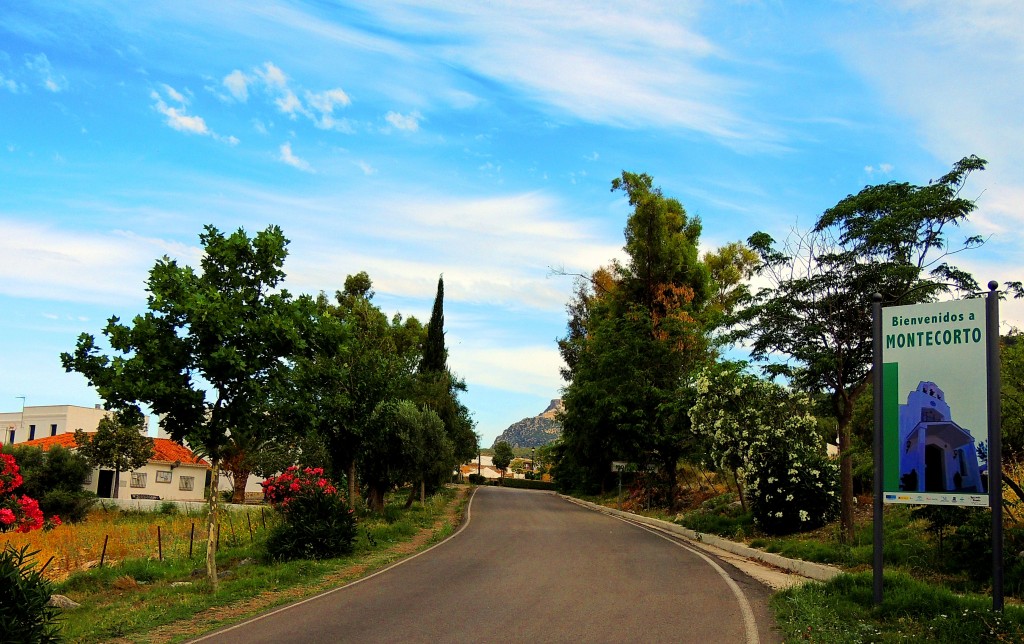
(743, 413), (839, 534)
(690, 363), (839, 535)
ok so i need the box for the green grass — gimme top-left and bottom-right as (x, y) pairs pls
(773, 572), (1024, 643)
(51, 487), (467, 643)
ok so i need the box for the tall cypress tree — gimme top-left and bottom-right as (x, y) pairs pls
(419, 276), (447, 373)
(413, 275), (478, 483)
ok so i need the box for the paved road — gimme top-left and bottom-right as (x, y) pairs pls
(196, 487), (780, 643)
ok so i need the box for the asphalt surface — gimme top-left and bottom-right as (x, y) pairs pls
(195, 487), (781, 643)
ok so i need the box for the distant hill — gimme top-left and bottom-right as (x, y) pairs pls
(491, 399), (563, 448)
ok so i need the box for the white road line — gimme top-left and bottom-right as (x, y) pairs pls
(618, 517), (760, 644)
(189, 487), (480, 643)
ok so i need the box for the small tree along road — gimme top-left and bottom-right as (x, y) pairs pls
(195, 488), (777, 643)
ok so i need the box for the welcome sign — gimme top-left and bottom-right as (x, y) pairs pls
(881, 298), (990, 507)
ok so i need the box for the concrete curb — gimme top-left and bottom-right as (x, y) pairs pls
(561, 494), (841, 582)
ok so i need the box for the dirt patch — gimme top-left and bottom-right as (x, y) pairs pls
(113, 488), (470, 644)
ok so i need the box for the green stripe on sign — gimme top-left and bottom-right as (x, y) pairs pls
(883, 362), (900, 491)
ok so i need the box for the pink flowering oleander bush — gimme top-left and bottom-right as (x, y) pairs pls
(261, 466), (355, 561)
(0, 454), (58, 534)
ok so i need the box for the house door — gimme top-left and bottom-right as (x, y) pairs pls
(97, 470), (114, 498)
(925, 444), (946, 492)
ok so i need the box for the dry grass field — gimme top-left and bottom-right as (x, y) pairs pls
(1, 505), (270, 581)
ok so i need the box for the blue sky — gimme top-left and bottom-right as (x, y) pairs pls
(2, 1), (1022, 447)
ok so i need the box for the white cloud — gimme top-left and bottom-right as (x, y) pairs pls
(307, 88), (352, 130)
(385, 110), (421, 132)
(356, 160), (376, 175)
(223, 69), (250, 101)
(161, 83), (187, 104)
(257, 61), (288, 89)
(451, 344), (564, 397)
(151, 85), (240, 145)
(280, 188), (621, 314)
(348, 1), (774, 145)
(151, 88), (209, 135)
(275, 89), (303, 118)
(25, 53), (67, 92)
(279, 142), (313, 172)
(0, 218), (197, 304)
(864, 163), (893, 176)
(0, 71), (19, 93)
(307, 88), (350, 112)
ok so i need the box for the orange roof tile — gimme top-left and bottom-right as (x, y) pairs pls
(18, 434), (209, 468)
(151, 438), (209, 467)
(19, 433), (78, 450)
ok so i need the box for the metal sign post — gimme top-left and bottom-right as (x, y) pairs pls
(987, 282), (1004, 612)
(872, 294), (884, 605)
(612, 461), (627, 510)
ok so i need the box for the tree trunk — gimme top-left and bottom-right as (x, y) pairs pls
(367, 485), (384, 512)
(732, 468), (747, 512)
(207, 460), (220, 591)
(347, 460), (359, 509)
(838, 415), (855, 543)
(404, 484), (416, 509)
(230, 467), (251, 504)
(420, 480), (425, 504)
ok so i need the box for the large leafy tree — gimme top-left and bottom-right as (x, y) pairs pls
(61, 224), (305, 589)
(73, 410), (153, 500)
(558, 172), (712, 510)
(359, 400), (445, 510)
(736, 155), (1020, 540)
(291, 273), (418, 506)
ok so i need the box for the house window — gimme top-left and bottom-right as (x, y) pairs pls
(130, 472), (147, 488)
(29, 425), (36, 441)
(6, 430), (12, 444)
(50, 424), (58, 436)
(179, 476), (194, 491)
(155, 471), (172, 484)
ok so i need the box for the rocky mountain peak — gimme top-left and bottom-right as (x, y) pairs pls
(492, 399), (563, 449)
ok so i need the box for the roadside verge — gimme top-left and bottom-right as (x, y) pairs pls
(560, 494), (840, 584)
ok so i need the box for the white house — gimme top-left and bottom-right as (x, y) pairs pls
(0, 404), (118, 445)
(898, 381), (983, 493)
(18, 433), (210, 502)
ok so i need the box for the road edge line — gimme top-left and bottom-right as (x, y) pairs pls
(189, 486), (480, 643)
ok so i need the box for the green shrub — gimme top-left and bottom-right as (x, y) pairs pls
(467, 473), (485, 485)
(39, 489), (96, 524)
(0, 544), (61, 642)
(264, 492), (356, 561)
(158, 501), (179, 516)
(678, 499), (753, 538)
(744, 423), (839, 535)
